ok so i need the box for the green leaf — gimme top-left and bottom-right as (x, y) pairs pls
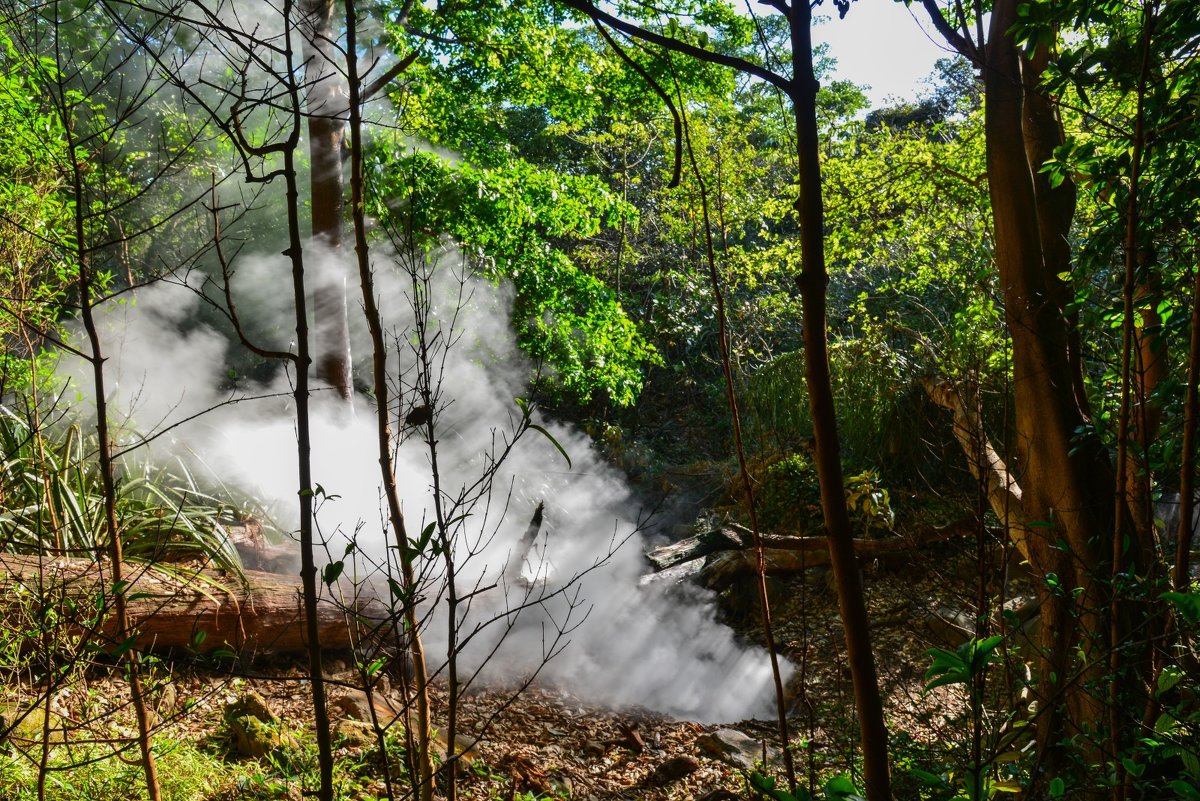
(323, 561), (345, 585)
(1170, 780), (1200, 801)
(1049, 777), (1066, 798)
(1158, 665), (1185, 696)
(1163, 591), (1200, 625)
(528, 423), (572, 468)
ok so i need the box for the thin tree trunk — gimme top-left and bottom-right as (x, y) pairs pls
(1111, 12), (1154, 795)
(679, 83), (796, 790)
(1175, 258), (1200, 591)
(280, 8), (334, 796)
(76, 192), (162, 801)
(343, 5), (435, 798)
(58, 50), (161, 798)
(789, 5), (890, 799)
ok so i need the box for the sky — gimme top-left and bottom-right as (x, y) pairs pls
(811, 0), (961, 106)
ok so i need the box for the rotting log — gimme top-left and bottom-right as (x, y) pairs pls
(0, 553), (390, 655)
(644, 524), (748, 570)
(643, 517), (976, 588)
(922, 377), (1030, 561)
(697, 519), (975, 588)
(225, 519), (300, 573)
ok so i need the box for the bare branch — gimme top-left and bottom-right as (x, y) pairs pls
(559, 0), (795, 97)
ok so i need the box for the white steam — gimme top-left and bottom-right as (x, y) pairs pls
(57, 245), (785, 723)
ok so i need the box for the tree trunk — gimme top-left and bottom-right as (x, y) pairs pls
(923, 378), (1029, 560)
(299, 0), (353, 401)
(789, 5), (890, 798)
(984, 0), (1115, 768)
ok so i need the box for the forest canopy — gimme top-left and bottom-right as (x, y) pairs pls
(0, 1), (1199, 800)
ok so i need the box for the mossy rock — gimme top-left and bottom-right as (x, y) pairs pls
(0, 703), (66, 747)
(223, 691), (298, 759)
(333, 719), (375, 750)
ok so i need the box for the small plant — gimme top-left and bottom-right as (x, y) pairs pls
(749, 770), (866, 801)
(917, 635), (1021, 801)
(924, 635), (1004, 695)
(844, 469), (894, 537)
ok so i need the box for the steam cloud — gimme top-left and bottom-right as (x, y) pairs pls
(57, 243), (786, 723)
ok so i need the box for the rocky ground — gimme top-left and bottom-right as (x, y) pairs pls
(3, 523), (1034, 800)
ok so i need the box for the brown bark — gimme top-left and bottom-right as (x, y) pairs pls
(0, 553), (389, 655)
(789, 5), (890, 798)
(985, 0), (1113, 768)
(278, 13), (335, 796)
(923, 378), (1029, 560)
(299, 0), (353, 401)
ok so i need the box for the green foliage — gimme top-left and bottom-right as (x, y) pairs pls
(924, 635), (1004, 693)
(0, 405), (245, 572)
(745, 331), (947, 484)
(0, 33), (73, 394)
(749, 770), (866, 801)
(844, 469), (894, 536)
(735, 451), (895, 535)
(754, 452), (822, 532)
(366, 145), (658, 405)
(0, 736), (232, 801)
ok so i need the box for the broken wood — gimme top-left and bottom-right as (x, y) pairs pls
(0, 553), (390, 655)
(644, 524), (748, 570)
(644, 517), (976, 589)
(224, 518), (300, 574)
(923, 377), (1031, 561)
(699, 524), (967, 588)
(643, 518), (977, 589)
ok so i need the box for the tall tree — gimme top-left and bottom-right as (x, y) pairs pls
(299, 0), (353, 401)
(915, 0), (1197, 778)
(557, 2), (892, 798)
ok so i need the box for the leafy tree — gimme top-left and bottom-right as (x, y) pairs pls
(554, 1), (895, 797)
(0, 36), (73, 397)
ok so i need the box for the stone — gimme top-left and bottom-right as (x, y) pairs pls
(696, 728), (766, 770)
(923, 606), (976, 646)
(646, 755), (701, 785)
(224, 691), (298, 759)
(330, 691), (373, 722)
(0, 703), (66, 746)
(333, 719), (376, 750)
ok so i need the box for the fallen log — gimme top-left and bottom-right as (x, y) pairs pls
(644, 524), (748, 570)
(224, 518), (300, 574)
(697, 518), (976, 588)
(0, 553), (391, 656)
